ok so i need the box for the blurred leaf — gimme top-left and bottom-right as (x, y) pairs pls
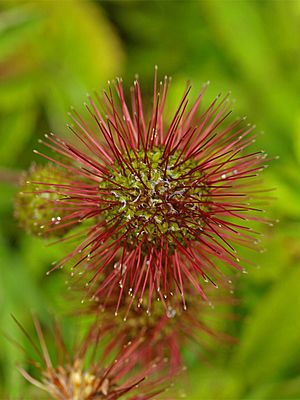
(265, 166), (300, 219)
(0, 106), (36, 166)
(233, 265), (300, 386)
(35, 0), (124, 129)
(0, 0), (124, 168)
(0, 231), (46, 397)
(0, 5), (43, 61)
(187, 368), (243, 400)
(246, 378), (300, 400)
(248, 226), (300, 284)
(294, 115), (300, 165)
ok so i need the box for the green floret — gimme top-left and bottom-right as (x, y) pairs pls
(101, 147), (210, 249)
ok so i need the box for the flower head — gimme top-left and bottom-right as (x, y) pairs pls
(83, 283), (235, 373)
(15, 316), (170, 400)
(29, 70), (270, 310)
(15, 163), (78, 237)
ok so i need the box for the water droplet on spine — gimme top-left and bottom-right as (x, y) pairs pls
(166, 306), (176, 318)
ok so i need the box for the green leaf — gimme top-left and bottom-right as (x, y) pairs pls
(233, 265), (300, 385)
(0, 5), (43, 61)
(0, 106), (36, 167)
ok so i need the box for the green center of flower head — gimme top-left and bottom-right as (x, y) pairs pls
(101, 147), (209, 250)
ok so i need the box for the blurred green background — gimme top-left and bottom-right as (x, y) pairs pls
(1, 0), (300, 398)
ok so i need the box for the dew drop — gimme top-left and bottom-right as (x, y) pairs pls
(166, 306), (176, 318)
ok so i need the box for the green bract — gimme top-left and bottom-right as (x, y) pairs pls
(101, 147), (210, 250)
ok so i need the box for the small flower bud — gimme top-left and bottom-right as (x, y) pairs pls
(14, 164), (73, 238)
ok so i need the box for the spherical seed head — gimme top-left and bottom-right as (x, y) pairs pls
(15, 164), (73, 238)
(86, 284), (235, 373)
(32, 72), (270, 310)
